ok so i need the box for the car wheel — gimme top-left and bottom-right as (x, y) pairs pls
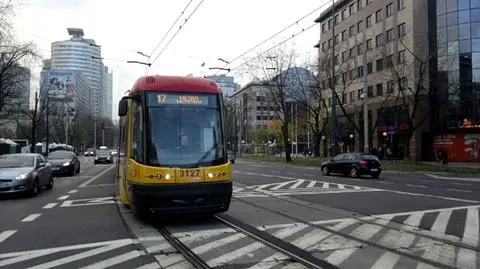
(69, 166), (75, 176)
(76, 165), (80, 174)
(30, 179), (40, 196)
(46, 175), (54, 190)
(371, 172), (380, 179)
(321, 166), (330, 175)
(231, 159), (235, 164)
(350, 167), (359, 178)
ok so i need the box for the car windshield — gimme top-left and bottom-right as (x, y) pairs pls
(0, 155), (34, 168)
(147, 92), (224, 167)
(96, 150), (110, 156)
(48, 151), (73, 159)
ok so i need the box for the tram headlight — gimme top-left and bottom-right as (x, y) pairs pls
(165, 174), (171, 180)
(208, 172), (227, 178)
(208, 172), (213, 178)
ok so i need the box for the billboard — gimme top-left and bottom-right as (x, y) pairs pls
(44, 70), (76, 102)
(433, 133), (480, 161)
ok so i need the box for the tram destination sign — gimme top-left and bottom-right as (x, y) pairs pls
(149, 92), (211, 106)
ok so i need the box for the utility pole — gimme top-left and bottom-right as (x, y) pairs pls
(93, 118), (97, 149)
(330, 0), (337, 157)
(45, 92), (49, 157)
(102, 122), (105, 146)
(65, 105), (69, 145)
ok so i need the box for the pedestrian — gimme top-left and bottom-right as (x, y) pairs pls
(386, 148), (393, 164)
(442, 149), (448, 165)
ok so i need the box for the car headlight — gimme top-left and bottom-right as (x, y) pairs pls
(95, 157), (98, 160)
(63, 162), (71, 166)
(16, 173), (29, 180)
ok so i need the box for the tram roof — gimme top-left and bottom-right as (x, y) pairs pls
(129, 76), (221, 95)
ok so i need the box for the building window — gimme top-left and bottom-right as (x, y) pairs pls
(349, 47), (356, 58)
(357, 42), (364, 55)
(366, 0), (372, 5)
(376, 59), (384, 71)
(358, 66), (364, 77)
(350, 91), (355, 102)
(376, 83), (383, 96)
(357, 20), (364, 32)
(376, 34), (384, 47)
(366, 39), (373, 50)
(398, 23), (406, 37)
(398, 0), (405, 10)
(350, 69), (356, 80)
(386, 54), (393, 67)
(322, 23), (327, 33)
(335, 14), (340, 24)
(387, 28), (395, 42)
(328, 97), (332, 107)
(328, 18), (332, 29)
(375, 9), (383, 23)
(349, 3), (355, 15)
(367, 86), (374, 97)
(342, 30), (347, 41)
(398, 50), (406, 63)
(400, 77), (408, 90)
(334, 54), (339, 65)
(342, 9), (348, 20)
(342, 51), (347, 62)
(387, 80), (394, 93)
(357, 88), (363, 99)
(366, 15), (372, 28)
(335, 34), (339, 44)
(367, 62), (373, 74)
(349, 25), (355, 36)
(328, 38), (332, 48)
(386, 3), (393, 17)
(357, 0), (363, 10)
(322, 42), (326, 52)
(342, 93), (347, 104)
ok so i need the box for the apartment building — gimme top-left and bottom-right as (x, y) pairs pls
(315, 0), (430, 160)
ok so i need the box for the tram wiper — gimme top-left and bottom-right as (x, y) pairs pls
(195, 143), (217, 167)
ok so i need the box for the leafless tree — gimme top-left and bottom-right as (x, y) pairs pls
(16, 92), (47, 152)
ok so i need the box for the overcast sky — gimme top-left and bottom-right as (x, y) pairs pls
(13, 0), (332, 118)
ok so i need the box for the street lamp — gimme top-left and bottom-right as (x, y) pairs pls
(126, 60), (151, 67)
(360, 93), (369, 153)
(382, 131), (388, 160)
(349, 134), (354, 152)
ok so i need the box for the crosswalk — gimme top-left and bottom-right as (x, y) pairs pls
(159, 206), (480, 269)
(0, 238), (158, 269)
(233, 179), (376, 198)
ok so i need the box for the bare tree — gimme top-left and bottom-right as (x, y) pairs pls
(16, 92), (47, 152)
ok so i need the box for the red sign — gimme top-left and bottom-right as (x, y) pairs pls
(433, 133), (480, 161)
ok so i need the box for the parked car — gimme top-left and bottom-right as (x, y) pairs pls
(84, 148), (95, 156)
(227, 150), (236, 164)
(47, 150), (80, 176)
(95, 149), (113, 164)
(0, 153), (53, 196)
(321, 153), (381, 178)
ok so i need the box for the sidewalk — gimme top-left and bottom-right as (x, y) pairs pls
(418, 161), (480, 169)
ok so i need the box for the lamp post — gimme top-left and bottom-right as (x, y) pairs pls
(322, 135), (326, 157)
(360, 93), (369, 153)
(349, 134), (354, 152)
(382, 131), (388, 160)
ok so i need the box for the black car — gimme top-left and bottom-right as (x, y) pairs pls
(47, 150), (80, 176)
(94, 150), (113, 164)
(321, 153), (381, 178)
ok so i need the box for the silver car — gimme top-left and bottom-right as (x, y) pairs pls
(0, 153), (53, 196)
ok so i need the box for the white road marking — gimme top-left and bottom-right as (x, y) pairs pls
(81, 183), (117, 188)
(78, 164), (115, 187)
(79, 250), (142, 269)
(430, 209), (452, 235)
(134, 262), (161, 269)
(420, 179), (434, 183)
(321, 182), (329, 188)
(0, 230), (16, 244)
(21, 214), (41, 222)
(60, 196), (116, 207)
(446, 188), (471, 193)
(370, 252), (401, 269)
(68, 190), (78, 194)
(456, 248), (477, 269)
(27, 241), (133, 269)
(270, 182), (292, 190)
(289, 180), (305, 189)
(237, 171), (480, 203)
(452, 182), (472, 186)
(378, 181), (393, 184)
(57, 195), (69, 200)
(425, 174), (480, 182)
(42, 203), (58, 209)
(306, 181), (316, 188)
(462, 208), (479, 246)
(303, 173), (315, 176)
(206, 224), (307, 266)
(337, 184), (346, 189)
(406, 184), (427, 188)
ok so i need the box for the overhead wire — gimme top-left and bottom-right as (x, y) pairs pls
(148, 0), (194, 58)
(149, 0), (206, 69)
(212, 1), (332, 76)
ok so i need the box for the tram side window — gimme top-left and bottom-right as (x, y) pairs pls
(131, 102), (144, 163)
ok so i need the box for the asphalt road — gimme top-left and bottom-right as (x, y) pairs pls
(1, 157), (479, 269)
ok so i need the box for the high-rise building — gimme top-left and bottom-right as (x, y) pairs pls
(314, 0), (430, 160)
(50, 28), (103, 118)
(206, 75), (237, 97)
(102, 66), (113, 119)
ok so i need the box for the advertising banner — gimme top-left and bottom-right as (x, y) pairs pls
(433, 133), (480, 161)
(45, 71), (76, 102)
